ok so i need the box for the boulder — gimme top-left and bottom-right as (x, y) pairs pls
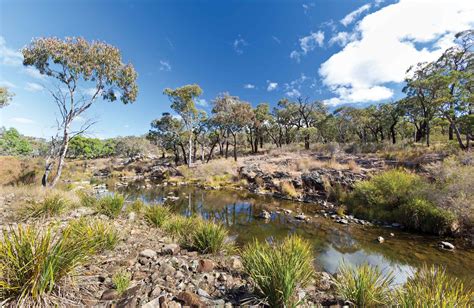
(197, 259), (215, 273)
(139, 249), (157, 259)
(176, 291), (205, 307)
(162, 243), (180, 255)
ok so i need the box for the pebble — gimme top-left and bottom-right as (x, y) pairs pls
(139, 249), (157, 259)
(377, 236), (385, 243)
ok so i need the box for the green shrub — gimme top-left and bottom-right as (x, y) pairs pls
(396, 265), (473, 307)
(144, 205), (171, 227)
(398, 198), (456, 234)
(112, 270), (131, 295)
(96, 194), (124, 218)
(66, 217), (119, 252)
(23, 194), (69, 218)
(242, 235), (314, 307)
(76, 190), (97, 208)
(0, 225), (94, 302)
(187, 221), (228, 254)
(334, 263), (394, 307)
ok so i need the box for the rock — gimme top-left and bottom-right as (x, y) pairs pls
(197, 259), (215, 273)
(377, 236), (385, 243)
(316, 272), (333, 291)
(258, 210), (271, 219)
(160, 263), (175, 276)
(101, 289), (118, 300)
(390, 233), (395, 237)
(295, 214), (306, 220)
(176, 291), (205, 307)
(439, 241), (455, 250)
(162, 243), (180, 255)
(140, 249), (157, 259)
(150, 286), (162, 297)
(127, 211), (136, 221)
(338, 219), (349, 224)
(228, 256), (243, 271)
(197, 288), (210, 297)
(284, 209), (292, 215)
(142, 296), (162, 308)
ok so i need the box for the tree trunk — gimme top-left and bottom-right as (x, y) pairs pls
(188, 133), (192, 167)
(50, 133), (70, 188)
(225, 141), (229, 159)
(233, 133), (238, 161)
(304, 134), (310, 150)
(390, 124), (397, 144)
(180, 144), (188, 165)
(207, 141), (217, 163)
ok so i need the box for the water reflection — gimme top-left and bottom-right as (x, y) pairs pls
(119, 184), (474, 286)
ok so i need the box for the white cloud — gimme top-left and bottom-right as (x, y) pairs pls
(340, 4), (371, 27)
(0, 36), (22, 66)
(0, 80), (16, 88)
(267, 81), (278, 92)
(319, 0), (474, 105)
(233, 36), (248, 54)
(24, 82), (43, 92)
(159, 60), (172, 72)
(285, 88), (301, 98)
(302, 3), (315, 14)
(290, 31), (324, 62)
(24, 67), (45, 80)
(243, 83), (256, 89)
(11, 117), (35, 124)
(323, 97), (342, 107)
(329, 31), (358, 47)
(272, 36), (281, 44)
(196, 98), (208, 107)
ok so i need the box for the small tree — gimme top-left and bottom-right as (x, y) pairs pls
(0, 87), (14, 108)
(22, 37), (138, 187)
(163, 84), (203, 167)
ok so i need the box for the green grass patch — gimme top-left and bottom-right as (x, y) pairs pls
(144, 205), (171, 227)
(96, 194), (124, 218)
(186, 220), (228, 254)
(66, 217), (119, 252)
(334, 263), (394, 307)
(242, 235), (314, 307)
(163, 215), (201, 240)
(76, 190), (97, 208)
(112, 270), (131, 295)
(23, 194), (69, 219)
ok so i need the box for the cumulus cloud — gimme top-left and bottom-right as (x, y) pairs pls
(11, 117), (35, 124)
(285, 88), (301, 98)
(272, 36), (281, 44)
(319, 0), (474, 105)
(0, 80), (16, 88)
(243, 83), (256, 89)
(290, 31), (325, 62)
(0, 36), (22, 66)
(267, 81), (278, 92)
(340, 4), (371, 27)
(233, 36), (248, 54)
(24, 82), (43, 92)
(328, 31), (358, 47)
(24, 67), (45, 80)
(159, 60), (172, 71)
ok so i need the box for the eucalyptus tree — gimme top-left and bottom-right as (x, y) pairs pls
(212, 93), (254, 161)
(149, 112), (186, 165)
(0, 87), (14, 108)
(248, 103), (271, 153)
(163, 84), (203, 167)
(22, 37), (138, 187)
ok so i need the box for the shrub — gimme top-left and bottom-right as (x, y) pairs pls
(144, 205), (171, 228)
(66, 217), (119, 252)
(112, 270), (131, 295)
(23, 194), (69, 218)
(96, 194), (124, 218)
(396, 265), (473, 307)
(334, 263), (394, 307)
(187, 221), (228, 254)
(0, 225), (94, 302)
(242, 235), (314, 307)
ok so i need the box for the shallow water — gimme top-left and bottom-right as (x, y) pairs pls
(118, 184), (474, 287)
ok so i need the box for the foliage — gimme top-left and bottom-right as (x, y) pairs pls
(242, 235), (314, 308)
(96, 194), (124, 218)
(23, 193), (69, 218)
(0, 225), (94, 302)
(66, 217), (119, 252)
(144, 205), (171, 227)
(127, 199), (145, 214)
(187, 220), (228, 254)
(0, 86), (14, 108)
(67, 136), (115, 159)
(334, 263), (394, 307)
(0, 128), (33, 156)
(163, 215), (200, 240)
(396, 265), (473, 307)
(112, 270), (131, 295)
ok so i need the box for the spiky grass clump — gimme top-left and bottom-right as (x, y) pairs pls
(112, 270), (131, 295)
(0, 225), (94, 302)
(163, 215), (200, 240)
(23, 194), (69, 219)
(334, 263), (394, 307)
(188, 221), (228, 254)
(126, 199), (145, 214)
(144, 205), (171, 228)
(66, 217), (119, 252)
(96, 194), (124, 218)
(76, 190), (97, 208)
(242, 235), (314, 307)
(396, 265), (473, 307)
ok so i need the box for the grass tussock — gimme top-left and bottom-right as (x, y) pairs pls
(348, 169), (457, 235)
(396, 265), (473, 307)
(279, 181), (298, 198)
(242, 235), (314, 308)
(0, 225), (94, 302)
(112, 270), (131, 295)
(126, 199), (145, 214)
(22, 193), (70, 219)
(76, 190), (97, 208)
(96, 193), (124, 218)
(334, 263), (394, 307)
(163, 215), (201, 240)
(66, 217), (119, 252)
(144, 205), (171, 227)
(186, 220), (228, 254)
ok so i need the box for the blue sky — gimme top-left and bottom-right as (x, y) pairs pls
(0, 0), (473, 138)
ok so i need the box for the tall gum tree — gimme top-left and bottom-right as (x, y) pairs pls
(22, 37), (138, 187)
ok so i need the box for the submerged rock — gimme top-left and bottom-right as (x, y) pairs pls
(257, 210), (271, 219)
(439, 241), (455, 250)
(377, 236), (385, 243)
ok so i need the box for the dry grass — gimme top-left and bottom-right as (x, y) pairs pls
(293, 157), (351, 172)
(177, 158), (238, 183)
(280, 181), (298, 198)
